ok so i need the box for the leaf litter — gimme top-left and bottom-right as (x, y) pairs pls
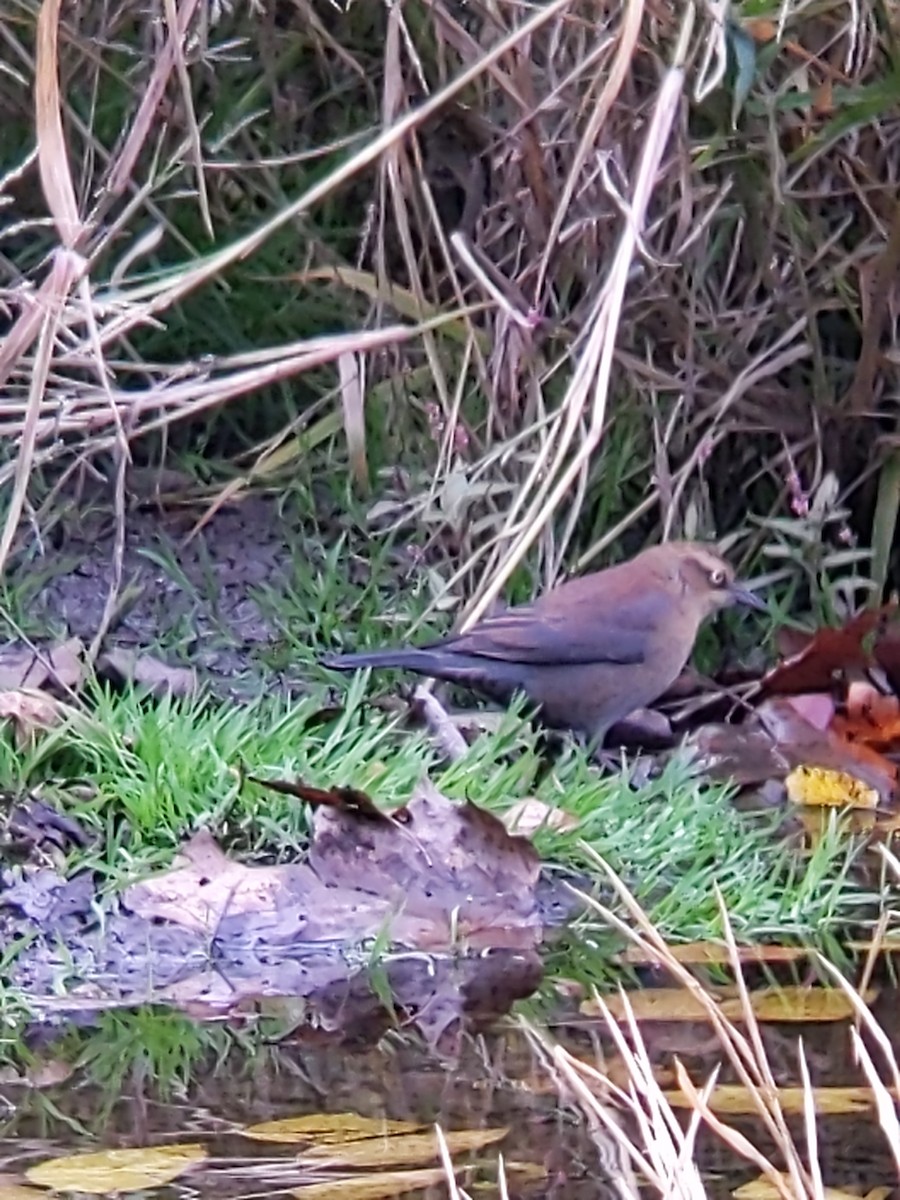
(3, 776), (569, 1051)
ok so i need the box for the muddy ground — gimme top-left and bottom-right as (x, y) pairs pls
(17, 492), (331, 697)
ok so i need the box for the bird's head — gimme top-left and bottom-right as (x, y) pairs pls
(662, 542), (767, 620)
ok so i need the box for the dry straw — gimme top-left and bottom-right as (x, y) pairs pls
(1, 0), (896, 607)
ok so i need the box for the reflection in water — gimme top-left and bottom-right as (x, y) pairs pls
(3, 996), (900, 1200)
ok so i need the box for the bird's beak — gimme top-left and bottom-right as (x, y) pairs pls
(728, 580), (767, 611)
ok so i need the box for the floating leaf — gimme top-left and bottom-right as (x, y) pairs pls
(737, 985), (876, 1022)
(302, 1128), (508, 1169)
(26, 1143), (207, 1194)
(666, 1085), (898, 1115)
(620, 942), (811, 966)
(586, 985), (875, 1023)
(0, 1186), (48, 1200)
(292, 1167), (447, 1200)
(245, 1114), (424, 1145)
(734, 1171), (892, 1199)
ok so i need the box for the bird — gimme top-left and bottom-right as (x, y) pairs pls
(320, 541), (765, 748)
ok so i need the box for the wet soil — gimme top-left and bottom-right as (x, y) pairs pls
(16, 493), (325, 698)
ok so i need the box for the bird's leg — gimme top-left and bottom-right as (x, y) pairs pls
(581, 726), (626, 774)
(591, 746), (628, 774)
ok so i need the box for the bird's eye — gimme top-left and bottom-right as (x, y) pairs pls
(709, 568), (727, 587)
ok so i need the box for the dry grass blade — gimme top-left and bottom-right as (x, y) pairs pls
(560, 853), (900, 1197)
(35, 0), (80, 247)
(461, 7), (694, 626)
(523, 1016), (685, 1199)
(337, 351), (368, 492)
(0, 249), (83, 576)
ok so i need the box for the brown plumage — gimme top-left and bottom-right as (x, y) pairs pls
(320, 541), (764, 747)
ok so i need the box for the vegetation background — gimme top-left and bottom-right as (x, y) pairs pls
(2, 7), (900, 1189)
(2, 0), (897, 622)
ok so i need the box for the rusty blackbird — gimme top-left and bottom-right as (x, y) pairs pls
(320, 541), (764, 746)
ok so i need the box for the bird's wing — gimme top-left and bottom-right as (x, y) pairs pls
(435, 588), (671, 666)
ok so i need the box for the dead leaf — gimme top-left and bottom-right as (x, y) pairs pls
(665, 1084), (897, 1115)
(0, 638), (84, 693)
(0, 1185), (48, 1200)
(301, 1127), (508, 1169)
(690, 699), (897, 802)
(97, 648), (197, 698)
(735, 1173), (890, 1200)
(244, 1114), (424, 1145)
(585, 984), (875, 1023)
(835, 680), (900, 748)
(763, 609), (896, 695)
(247, 778), (387, 822)
(292, 1168), (448, 1200)
(124, 827), (311, 935)
(785, 765), (879, 810)
(619, 942), (813, 966)
(5, 798), (91, 852)
(502, 799), (579, 836)
(25, 1143), (207, 1193)
(0, 689), (70, 747)
(125, 782), (551, 951)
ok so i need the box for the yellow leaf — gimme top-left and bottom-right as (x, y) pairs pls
(302, 1128), (508, 1169)
(244, 1115), (424, 1145)
(786, 765), (878, 810)
(620, 942), (812, 966)
(666, 1085), (896, 1116)
(292, 1167), (447, 1200)
(25, 1144), (207, 1194)
(584, 988), (719, 1021)
(734, 1172), (886, 1199)
(727, 985), (876, 1022)
(586, 984), (875, 1023)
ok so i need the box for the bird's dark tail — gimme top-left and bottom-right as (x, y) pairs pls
(319, 648), (445, 674)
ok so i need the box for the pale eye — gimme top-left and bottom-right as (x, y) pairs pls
(709, 568), (727, 587)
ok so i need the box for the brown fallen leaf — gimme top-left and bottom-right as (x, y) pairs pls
(502, 799), (579, 836)
(0, 689), (71, 748)
(734, 1176), (891, 1200)
(301, 1127), (508, 1169)
(692, 696), (898, 804)
(763, 608), (897, 696)
(0, 1184), (49, 1200)
(834, 679), (900, 750)
(247, 777), (387, 822)
(97, 648), (197, 698)
(619, 941), (813, 966)
(125, 781), (548, 952)
(0, 638), (84, 693)
(121, 781), (554, 1050)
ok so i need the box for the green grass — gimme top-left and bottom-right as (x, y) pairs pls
(0, 671), (882, 1096)
(1, 675), (878, 932)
